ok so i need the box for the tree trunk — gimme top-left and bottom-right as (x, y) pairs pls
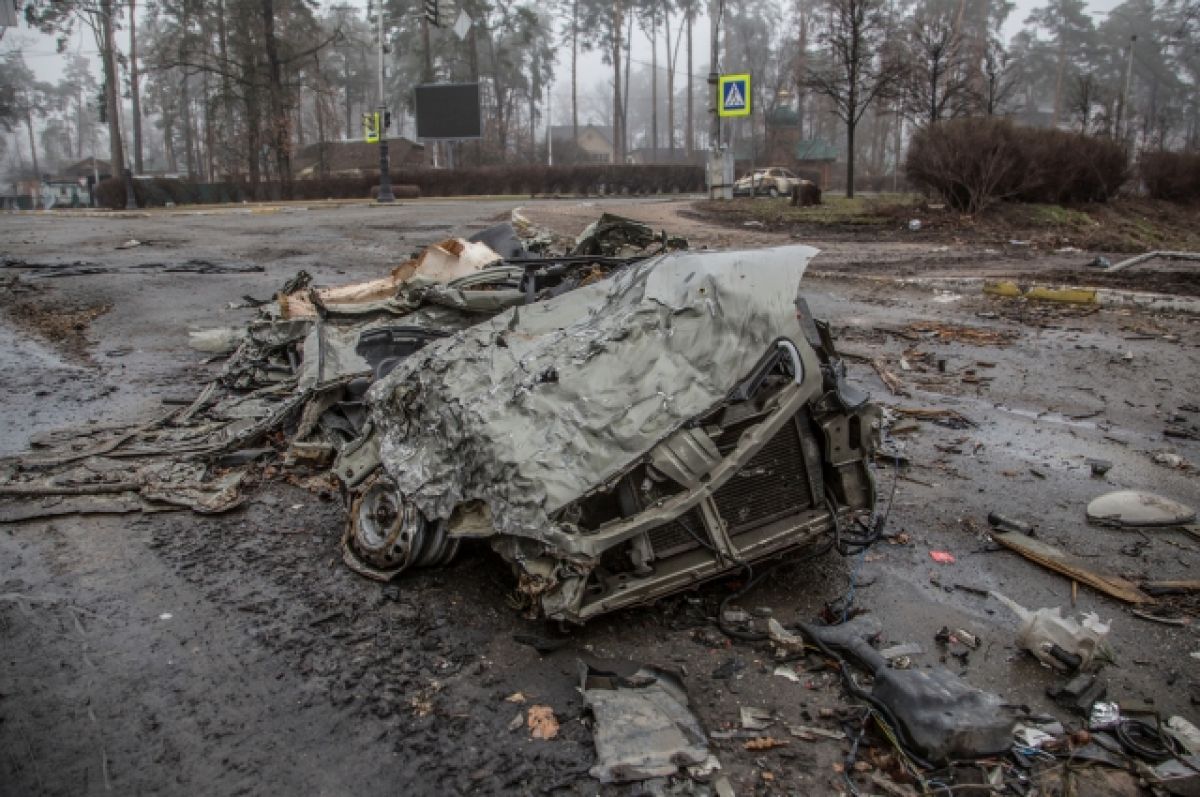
(1051, 37), (1065, 128)
(25, 108), (41, 206)
(75, 83), (84, 159)
(216, 0), (237, 178)
(623, 14), (632, 157)
(468, 25), (482, 165)
(571, 0), (578, 163)
(650, 12), (658, 160)
(796, 10), (808, 138)
(164, 111), (177, 174)
(181, 72), (196, 179)
(685, 11), (692, 156)
(846, 119), (856, 198)
(315, 62), (327, 177)
(129, 0), (143, 174)
(295, 85), (306, 148)
(261, 0), (292, 197)
(665, 9), (676, 155)
(611, 1), (624, 163)
(246, 86), (262, 191)
(99, 0), (125, 174)
(344, 72), (353, 142)
(204, 72), (216, 181)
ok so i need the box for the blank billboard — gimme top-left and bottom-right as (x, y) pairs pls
(414, 83), (482, 140)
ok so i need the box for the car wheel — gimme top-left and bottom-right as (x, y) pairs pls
(768, 186), (779, 198)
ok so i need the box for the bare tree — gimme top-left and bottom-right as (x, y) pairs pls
(129, 0), (143, 173)
(802, 0), (905, 196)
(1067, 72), (1105, 132)
(973, 37), (1020, 116)
(904, 0), (970, 124)
(27, 0), (128, 175)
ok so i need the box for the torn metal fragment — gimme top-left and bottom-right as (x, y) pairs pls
(580, 662), (708, 784)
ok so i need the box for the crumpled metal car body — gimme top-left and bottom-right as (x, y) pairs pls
(337, 244), (879, 623)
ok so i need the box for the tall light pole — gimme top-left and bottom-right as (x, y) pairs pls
(376, 0), (395, 203)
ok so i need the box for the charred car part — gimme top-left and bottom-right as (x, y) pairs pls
(339, 245), (881, 623)
(0, 216), (669, 526)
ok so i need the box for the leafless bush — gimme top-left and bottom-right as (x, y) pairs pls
(906, 118), (1128, 213)
(905, 118), (1029, 213)
(1140, 151), (1200, 202)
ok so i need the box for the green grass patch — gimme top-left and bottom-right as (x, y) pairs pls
(705, 193), (922, 228)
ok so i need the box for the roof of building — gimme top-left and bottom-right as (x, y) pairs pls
(795, 139), (838, 161)
(549, 124), (614, 146)
(60, 157), (112, 178)
(767, 107), (801, 127)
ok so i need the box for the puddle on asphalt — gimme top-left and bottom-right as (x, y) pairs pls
(0, 319), (90, 456)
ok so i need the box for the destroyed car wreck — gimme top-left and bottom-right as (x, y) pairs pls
(0, 215), (880, 625)
(339, 244), (880, 622)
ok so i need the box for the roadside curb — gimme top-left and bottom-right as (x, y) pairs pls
(806, 270), (1200, 315)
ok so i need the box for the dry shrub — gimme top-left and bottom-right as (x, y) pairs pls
(1141, 151), (1200, 202)
(906, 118), (1127, 213)
(1015, 129), (1128, 204)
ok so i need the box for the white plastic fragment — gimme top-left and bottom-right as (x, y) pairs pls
(773, 665), (801, 683)
(740, 706), (773, 730)
(1013, 724), (1056, 748)
(1167, 716), (1200, 754)
(1087, 489), (1196, 527)
(188, 327), (247, 354)
(992, 592), (1110, 671)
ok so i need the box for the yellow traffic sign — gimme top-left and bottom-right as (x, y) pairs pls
(718, 74), (751, 118)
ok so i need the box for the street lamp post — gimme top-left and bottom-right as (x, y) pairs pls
(376, 2), (395, 203)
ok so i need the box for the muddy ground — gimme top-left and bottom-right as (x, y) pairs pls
(1, 198), (1198, 796)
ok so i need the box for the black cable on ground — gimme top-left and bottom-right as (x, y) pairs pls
(716, 531), (837, 643)
(1116, 718), (1186, 763)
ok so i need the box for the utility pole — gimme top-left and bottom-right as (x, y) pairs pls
(706, 0), (729, 199)
(376, 1), (395, 203)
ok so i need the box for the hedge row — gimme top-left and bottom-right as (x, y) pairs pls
(905, 118), (1128, 213)
(1140, 151), (1200, 202)
(95, 164), (706, 209)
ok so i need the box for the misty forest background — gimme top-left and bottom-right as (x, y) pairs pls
(0, 0), (1197, 197)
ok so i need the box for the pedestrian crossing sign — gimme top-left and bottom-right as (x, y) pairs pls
(718, 73), (751, 118)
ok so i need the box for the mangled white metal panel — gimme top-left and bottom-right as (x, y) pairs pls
(366, 245), (820, 543)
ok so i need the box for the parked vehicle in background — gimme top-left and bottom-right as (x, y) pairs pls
(733, 167), (802, 198)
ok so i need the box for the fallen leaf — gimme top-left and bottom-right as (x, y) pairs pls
(527, 705), (558, 740)
(744, 737), (789, 751)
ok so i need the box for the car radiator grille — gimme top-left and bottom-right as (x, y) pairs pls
(647, 510), (707, 558)
(647, 421), (820, 560)
(713, 422), (816, 535)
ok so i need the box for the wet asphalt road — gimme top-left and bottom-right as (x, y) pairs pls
(1, 199), (1197, 795)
